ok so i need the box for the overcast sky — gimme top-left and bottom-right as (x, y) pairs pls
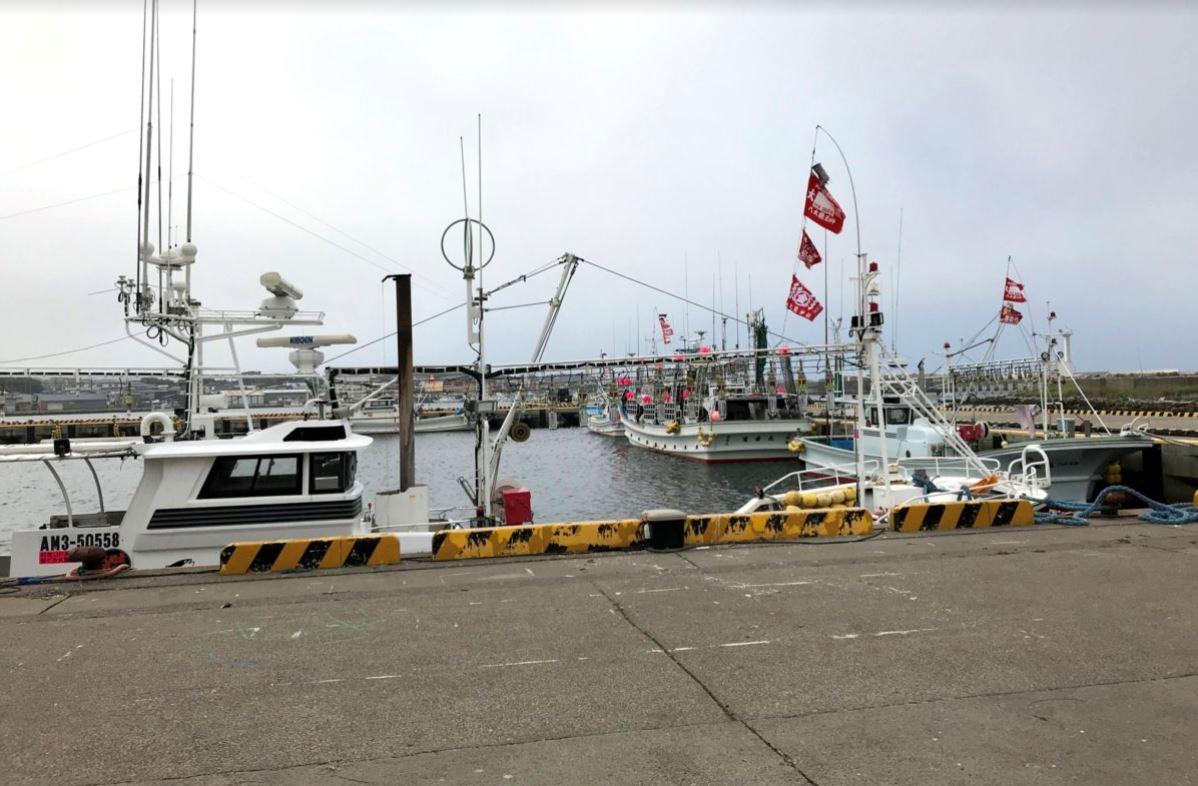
(1, 2), (1195, 376)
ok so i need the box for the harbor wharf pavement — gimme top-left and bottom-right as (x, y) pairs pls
(3, 521), (1198, 785)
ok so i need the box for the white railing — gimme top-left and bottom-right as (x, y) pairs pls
(1006, 444), (1052, 492)
(762, 459), (882, 496)
(896, 455), (1001, 481)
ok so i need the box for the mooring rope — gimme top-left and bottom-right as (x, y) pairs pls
(1035, 485), (1198, 527)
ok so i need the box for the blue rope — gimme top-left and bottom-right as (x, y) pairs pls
(1035, 484), (1198, 527)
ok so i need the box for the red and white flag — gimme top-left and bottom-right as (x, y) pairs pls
(804, 172), (846, 234)
(1000, 304), (1023, 325)
(786, 275), (823, 321)
(658, 314), (674, 344)
(1003, 277), (1026, 303)
(797, 230), (822, 269)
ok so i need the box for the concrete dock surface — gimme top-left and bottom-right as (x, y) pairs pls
(3, 520), (1198, 785)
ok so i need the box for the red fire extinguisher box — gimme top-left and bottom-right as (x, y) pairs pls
(501, 487), (533, 526)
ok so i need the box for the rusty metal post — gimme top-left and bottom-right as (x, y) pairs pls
(388, 274), (415, 491)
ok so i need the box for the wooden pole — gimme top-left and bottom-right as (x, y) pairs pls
(389, 274), (415, 491)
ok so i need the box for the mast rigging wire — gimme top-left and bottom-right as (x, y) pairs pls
(240, 179), (455, 298)
(0, 184), (143, 221)
(323, 303), (466, 365)
(0, 335), (135, 364)
(0, 130), (135, 179)
(197, 175), (456, 300)
(578, 257), (807, 346)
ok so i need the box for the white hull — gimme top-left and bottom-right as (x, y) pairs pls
(979, 437), (1153, 502)
(587, 414), (624, 437)
(350, 413), (471, 434)
(623, 418), (805, 462)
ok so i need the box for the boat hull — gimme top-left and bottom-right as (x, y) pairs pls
(587, 416), (625, 437)
(350, 413), (471, 434)
(623, 418), (805, 462)
(980, 436), (1154, 503)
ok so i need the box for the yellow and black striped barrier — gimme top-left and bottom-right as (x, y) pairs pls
(431, 519), (643, 561)
(684, 508), (873, 545)
(219, 534), (401, 575)
(890, 499), (1033, 533)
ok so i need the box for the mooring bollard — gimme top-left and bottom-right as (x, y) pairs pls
(641, 509), (687, 551)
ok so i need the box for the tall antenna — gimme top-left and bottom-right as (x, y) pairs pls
(683, 253), (690, 346)
(459, 136), (473, 277)
(477, 113), (483, 273)
(185, 0), (197, 244)
(717, 253), (724, 350)
(167, 78), (174, 248)
(136, 0), (148, 296)
(734, 260), (740, 349)
(894, 207), (903, 353)
(141, 0), (157, 312)
(154, 6), (163, 255)
(710, 272), (716, 349)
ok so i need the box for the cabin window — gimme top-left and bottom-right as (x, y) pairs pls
(886, 407), (911, 425)
(310, 452), (356, 494)
(200, 454), (303, 498)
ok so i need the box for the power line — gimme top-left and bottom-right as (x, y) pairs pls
(0, 129), (135, 179)
(0, 335), (134, 364)
(199, 175), (458, 301)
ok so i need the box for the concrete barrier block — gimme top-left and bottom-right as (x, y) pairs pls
(890, 499), (1033, 533)
(219, 535), (401, 575)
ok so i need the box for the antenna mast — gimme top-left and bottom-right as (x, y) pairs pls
(167, 78), (174, 248)
(141, 0), (157, 308)
(185, 0), (197, 244)
(135, 0), (148, 304)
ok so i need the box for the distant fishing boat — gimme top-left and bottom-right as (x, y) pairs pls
(586, 402), (624, 437)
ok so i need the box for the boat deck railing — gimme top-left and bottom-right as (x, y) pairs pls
(896, 455), (1001, 480)
(762, 459), (882, 496)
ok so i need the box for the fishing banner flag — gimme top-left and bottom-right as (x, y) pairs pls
(804, 172), (846, 234)
(1000, 304), (1023, 325)
(786, 275), (824, 321)
(658, 314), (674, 344)
(798, 230), (822, 269)
(1003, 277), (1027, 303)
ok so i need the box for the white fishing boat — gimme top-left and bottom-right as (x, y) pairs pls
(622, 395), (808, 461)
(349, 396), (470, 434)
(620, 313), (813, 462)
(750, 148), (1052, 515)
(7, 418), (374, 577)
(586, 405), (625, 437)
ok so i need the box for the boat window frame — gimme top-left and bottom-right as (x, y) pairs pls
(309, 451), (356, 495)
(199, 453), (305, 499)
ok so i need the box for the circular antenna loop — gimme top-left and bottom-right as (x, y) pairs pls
(440, 217), (495, 272)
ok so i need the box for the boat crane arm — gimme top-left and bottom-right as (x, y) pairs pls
(486, 253), (580, 494)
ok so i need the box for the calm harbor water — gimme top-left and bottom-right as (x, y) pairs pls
(0, 429), (795, 554)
